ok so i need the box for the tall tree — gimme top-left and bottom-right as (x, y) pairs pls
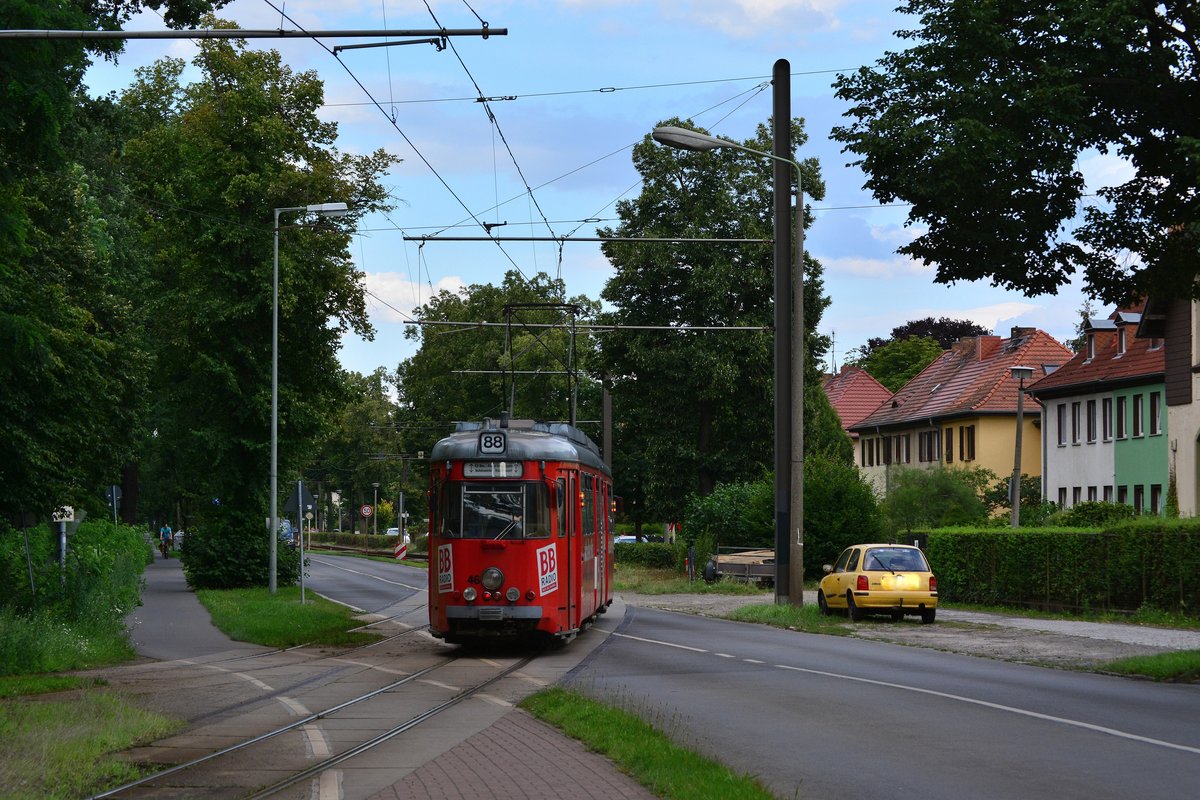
(120, 27), (395, 583)
(597, 118), (833, 520)
(847, 316), (988, 366)
(397, 271), (603, 455)
(832, 1), (1199, 305)
(0, 0), (225, 521)
(851, 335), (946, 393)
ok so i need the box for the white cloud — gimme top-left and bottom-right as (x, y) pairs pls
(365, 271), (465, 324)
(1078, 150), (1135, 193)
(819, 254), (930, 278)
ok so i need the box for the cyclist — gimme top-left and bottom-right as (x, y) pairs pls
(159, 523), (172, 559)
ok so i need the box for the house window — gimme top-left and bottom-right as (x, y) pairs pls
(1150, 391), (1161, 435)
(883, 436), (893, 465)
(1086, 333), (1095, 361)
(861, 438), (870, 466)
(1118, 485), (1128, 504)
(1151, 484), (1163, 514)
(959, 425), (976, 461)
(1102, 397), (1113, 441)
(1086, 400), (1097, 443)
(1071, 402), (1081, 445)
(1103, 485), (1113, 502)
(1072, 487), (1082, 505)
(899, 434), (911, 464)
(1056, 404), (1067, 446)
(1087, 486), (1097, 502)
(1057, 487), (1067, 506)
(1117, 327), (1127, 356)
(1132, 393), (1144, 437)
(1134, 485), (1144, 513)
(944, 427), (954, 463)
(919, 430), (940, 463)
(1116, 396), (1127, 439)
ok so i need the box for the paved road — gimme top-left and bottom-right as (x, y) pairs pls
(565, 605), (1200, 800)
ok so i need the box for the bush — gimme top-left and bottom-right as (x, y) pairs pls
(1053, 501), (1137, 528)
(614, 542), (675, 569)
(682, 481), (773, 550)
(803, 453), (884, 579)
(180, 518), (300, 589)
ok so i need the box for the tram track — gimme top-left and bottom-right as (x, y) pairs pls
(87, 647), (538, 799)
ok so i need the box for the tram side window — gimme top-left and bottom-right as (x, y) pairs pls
(441, 481), (550, 539)
(557, 478), (566, 537)
(582, 474), (596, 538)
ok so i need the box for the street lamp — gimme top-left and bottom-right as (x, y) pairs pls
(652, 122), (805, 605)
(1010, 365), (1035, 528)
(270, 201), (349, 594)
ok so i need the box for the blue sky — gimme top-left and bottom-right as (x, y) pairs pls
(83, 1), (1106, 376)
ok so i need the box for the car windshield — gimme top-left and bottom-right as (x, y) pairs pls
(439, 481), (552, 539)
(864, 548), (928, 572)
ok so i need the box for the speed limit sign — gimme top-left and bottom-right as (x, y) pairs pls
(360, 504), (374, 517)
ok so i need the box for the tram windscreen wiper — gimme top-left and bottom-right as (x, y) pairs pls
(494, 518), (521, 540)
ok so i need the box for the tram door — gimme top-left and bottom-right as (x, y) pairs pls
(580, 473), (597, 620)
(561, 470), (579, 630)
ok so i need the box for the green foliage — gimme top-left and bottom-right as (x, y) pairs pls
(982, 473), (1043, 520)
(682, 481), (774, 550)
(803, 452), (884, 578)
(925, 519), (1200, 613)
(195, 587), (379, 648)
(854, 335), (944, 392)
(832, 1), (1200, 304)
(179, 519), (300, 590)
(597, 116), (831, 520)
(882, 467), (988, 534)
(614, 542), (676, 569)
(1053, 501), (1136, 528)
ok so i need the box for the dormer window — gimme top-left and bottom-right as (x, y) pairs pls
(1085, 333), (1095, 361)
(1117, 327), (1127, 356)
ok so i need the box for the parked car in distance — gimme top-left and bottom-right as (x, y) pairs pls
(614, 535), (638, 544)
(385, 527), (401, 536)
(817, 543), (937, 624)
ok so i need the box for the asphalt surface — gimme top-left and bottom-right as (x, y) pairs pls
(123, 555), (1200, 799)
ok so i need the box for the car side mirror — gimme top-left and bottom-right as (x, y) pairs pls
(822, 564), (833, 574)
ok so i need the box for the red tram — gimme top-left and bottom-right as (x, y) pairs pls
(427, 416), (614, 644)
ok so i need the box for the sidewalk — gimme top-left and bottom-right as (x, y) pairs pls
(127, 555), (652, 800)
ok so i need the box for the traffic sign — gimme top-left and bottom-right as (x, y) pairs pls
(360, 504), (374, 517)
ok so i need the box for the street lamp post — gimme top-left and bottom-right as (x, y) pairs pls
(1010, 365), (1035, 528)
(270, 201), (349, 594)
(652, 98), (805, 605)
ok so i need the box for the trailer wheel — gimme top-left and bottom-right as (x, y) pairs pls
(702, 560), (717, 583)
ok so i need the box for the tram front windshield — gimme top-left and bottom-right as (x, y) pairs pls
(441, 481), (551, 539)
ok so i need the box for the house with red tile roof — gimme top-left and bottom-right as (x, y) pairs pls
(849, 327), (1073, 495)
(1026, 307), (1167, 513)
(822, 365), (892, 443)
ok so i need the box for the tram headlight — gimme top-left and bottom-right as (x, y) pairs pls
(462, 587), (477, 602)
(481, 567), (504, 591)
(505, 587), (520, 603)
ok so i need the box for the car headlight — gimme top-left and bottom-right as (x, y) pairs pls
(482, 567), (504, 591)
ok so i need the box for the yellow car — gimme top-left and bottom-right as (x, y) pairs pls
(818, 544), (938, 624)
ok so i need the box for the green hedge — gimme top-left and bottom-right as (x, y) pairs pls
(923, 519), (1200, 614)
(614, 542), (676, 569)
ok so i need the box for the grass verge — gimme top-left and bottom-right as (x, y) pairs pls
(724, 601), (854, 635)
(520, 687), (773, 800)
(0, 691), (180, 800)
(0, 608), (134, 676)
(195, 586), (381, 648)
(1100, 650), (1200, 682)
(614, 565), (769, 596)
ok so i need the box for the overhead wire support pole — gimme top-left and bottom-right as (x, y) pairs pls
(0, 28), (505, 40)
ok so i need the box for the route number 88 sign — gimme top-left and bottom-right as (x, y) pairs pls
(479, 431), (506, 454)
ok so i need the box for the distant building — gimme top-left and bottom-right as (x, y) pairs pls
(1026, 306), (1166, 513)
(822, 365), (892, 443)
(849, 328), (1073, 495)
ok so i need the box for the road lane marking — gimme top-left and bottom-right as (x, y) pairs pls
(613, 632), (708, 652)
(308, 556), (425, 590)
(609, 631), (1200, 756)
(771, 663), (1200, 756)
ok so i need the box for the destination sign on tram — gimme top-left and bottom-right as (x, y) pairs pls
(463, 461), (524, 478)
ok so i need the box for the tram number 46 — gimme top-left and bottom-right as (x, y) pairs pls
(479, 431), (506, 454)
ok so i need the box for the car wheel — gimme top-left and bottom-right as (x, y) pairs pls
(817, 590), (830, 616)
(920, 608), (936, 624)
(702, 560), (717, 583)
(847, 592), (864, 622)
